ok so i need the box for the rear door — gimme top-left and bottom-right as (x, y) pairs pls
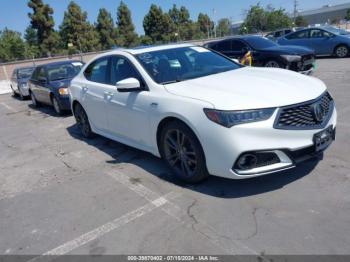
(282, 29), (311, 48)
(81, 56), (110, 132)
(309, 29), (334, 55)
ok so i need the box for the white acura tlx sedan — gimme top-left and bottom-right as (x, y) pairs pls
(69, 43), (337, 183)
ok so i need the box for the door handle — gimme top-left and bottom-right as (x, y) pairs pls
(104, 91), (113, 100)
(82, 86), (88, 92)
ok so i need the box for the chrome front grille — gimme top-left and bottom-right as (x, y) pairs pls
(274, 92), (334, 130)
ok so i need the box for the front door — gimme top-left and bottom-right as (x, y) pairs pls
(105, 56), (151, 147)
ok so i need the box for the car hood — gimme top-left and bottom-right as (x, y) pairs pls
(260, 45), (314, 55)
(164, 67), (326, 110)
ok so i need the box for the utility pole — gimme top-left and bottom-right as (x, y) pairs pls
(293, 0), (298, 23)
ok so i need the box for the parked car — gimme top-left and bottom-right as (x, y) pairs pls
(277, 26), (350, 57)
(69, 44), (336, 183)
(28, 60), (84, 115)
(10, 66), (35, 100)
(265, 28), (295, 41)
(205, 36), (315, 74)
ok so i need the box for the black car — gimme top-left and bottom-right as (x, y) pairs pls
(205, 36), (316, 74)
(10, 66), (35, 100)
(28, 60), (83, 115)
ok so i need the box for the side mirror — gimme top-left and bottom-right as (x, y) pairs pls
(116, 77), (142, 92)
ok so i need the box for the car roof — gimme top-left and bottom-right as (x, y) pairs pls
(15, 66), (35, 71)
(39, 60), (83, 68)
(104, 43), (194, 55)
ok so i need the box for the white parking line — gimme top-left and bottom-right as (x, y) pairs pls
(0, 102), (14, 112)
(27, 191), (180, 262)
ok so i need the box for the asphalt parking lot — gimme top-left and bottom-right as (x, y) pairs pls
(0, 58), (350, 257)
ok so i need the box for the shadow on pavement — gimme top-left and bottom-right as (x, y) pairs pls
(67, 123), (319, 199)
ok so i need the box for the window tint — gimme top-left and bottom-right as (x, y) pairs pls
(286, 30), (309, 39)
(37, 67), (46, 81)
(274, 31), (282, 37)
(135, 47), (240, 84)
(17, 68), (34, 79)
(231, 40), (246, 52)
(216, 40), (231, 51)
(310, 29), (324, 38)
(47, 63), (81, 81)
(84, 57), (109, 84)
(110, 57), (140, 85)
(31, 67), (40, 81)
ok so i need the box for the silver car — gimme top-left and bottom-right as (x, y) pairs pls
(10, 66), (35, 100)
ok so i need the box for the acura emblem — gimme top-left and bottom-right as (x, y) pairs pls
(312, 102), (325, 122)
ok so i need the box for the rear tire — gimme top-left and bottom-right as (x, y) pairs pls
(74, 103), (94, 138)
(160, 121), (209, 184)
(334, 45), (349, 58)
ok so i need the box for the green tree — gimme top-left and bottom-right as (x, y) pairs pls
(96, 8), (115, 49)
(27, 0), (59, 56)
(168, 5), (194, 40)
(216, 18), (231, 37)
(240, 4), (292, 33)
(143, 4), (175, 43)
(295, 15), (308, 27)
(0, 29), (26, 62)
(345, 9), (350, 21)
(24, 26), (40, 58)
(59, 1), (100, 53)
(116, 1), (138, 47)
(197, 13), (214, 38)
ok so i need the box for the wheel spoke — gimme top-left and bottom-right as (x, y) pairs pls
(166, 136), (177, 150)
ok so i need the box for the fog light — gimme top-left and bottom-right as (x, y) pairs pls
(237, 154), (258, 170)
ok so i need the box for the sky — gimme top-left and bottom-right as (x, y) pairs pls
(1, 0), (350, 35)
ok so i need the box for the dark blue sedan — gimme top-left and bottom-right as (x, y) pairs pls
(277, 26), (350, 58)
(28, 60), (83, 115)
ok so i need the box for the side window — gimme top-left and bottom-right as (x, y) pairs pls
(110, 57), (140, 85)
(310, 29), (324, 38)
(216, 40), (231, 51)
(231, 40), (246, 52)
(286, 30), (309, 39)
(31, 68), (40, 81)
(274, 31), (282, 37)
(84, 57), (110, 84)
(37, 67), (46, 82)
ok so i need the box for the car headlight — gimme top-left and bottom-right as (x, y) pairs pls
(204, 108), (276, 127)
(281, 55), (302, 62)
(58, 88), (69, 95)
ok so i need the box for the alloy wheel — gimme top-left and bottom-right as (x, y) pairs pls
(31, 93), (37, 106)
(75, 106), (91, 138)
(163, 129), (198, 177)
(52, 97), (61, 115)
(265, 61), (280, 68)
(336, 46), (348, 58)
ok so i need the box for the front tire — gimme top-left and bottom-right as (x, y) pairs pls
(74, 104), (93, 138)
(334, 45), (349, 58)
(30, 92), (40, 107)
(52, 96), (62, 115)
(265, 60), (281, 68)
(160, 121), (209, 184)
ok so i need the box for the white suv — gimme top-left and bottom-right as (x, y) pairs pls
(69, 43), (336, 183)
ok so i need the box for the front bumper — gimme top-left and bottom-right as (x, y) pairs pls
(57, 96), (71, 111)
(200, 107), (337, 179)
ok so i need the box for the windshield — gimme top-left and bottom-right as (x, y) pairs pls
(47, 62), (83, 81)
(135, 46), (241, 84)
(17, 68), (34, 79)
(245, 37), (278, 49)
(324, 27), (350, 35)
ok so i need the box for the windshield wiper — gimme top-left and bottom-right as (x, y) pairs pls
(161, 78), (183, 85)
